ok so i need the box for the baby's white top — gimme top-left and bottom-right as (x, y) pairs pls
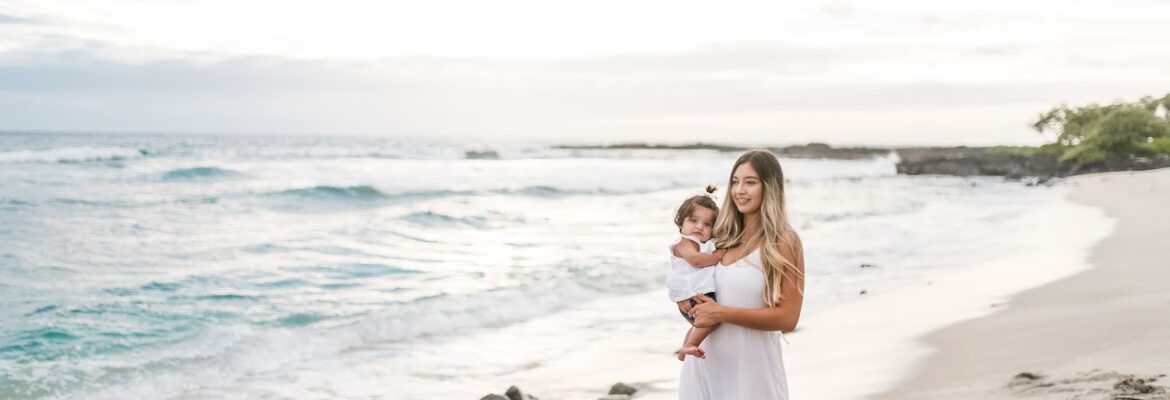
(666, 235), (718, 302)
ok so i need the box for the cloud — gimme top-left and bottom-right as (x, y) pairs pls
(0, 55), (360, 94)
(1, 0), (1169, 146)
(0, 13), (38, 25)
(817, 1), (857, 21)
(0, 41), (1160, 146)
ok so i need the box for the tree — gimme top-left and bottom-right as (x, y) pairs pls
(1032, 93), (1170, 163)
(1033, 104), (1122, 146)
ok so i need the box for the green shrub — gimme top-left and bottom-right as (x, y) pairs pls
(988, 146), (1039, 157)
(1058, 144), (1108, 163)
(1033, 94), (1170, 164)
(1140, 137), (1170, 155)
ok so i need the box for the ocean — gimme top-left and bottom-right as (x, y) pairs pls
(0, 132), (1095, 399)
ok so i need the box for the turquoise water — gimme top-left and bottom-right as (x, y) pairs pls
(0, 132), (1063, 399)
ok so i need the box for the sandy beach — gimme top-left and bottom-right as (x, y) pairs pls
(500, 168), (1170, 400)
(873, 168), (1170, 399)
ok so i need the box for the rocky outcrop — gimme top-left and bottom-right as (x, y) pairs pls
(465, 150), (500, 160)
(768, 143), (890, 160)
(554, 142), (890, 160)
(480, 382), (639, 400)
(894, 148), (1170, 178)
(505, 385), (536, 400)
(608, 382), (638, 396)
(553, 142), (1170, 178)
(554, 143), (747, 152)
(1064, 154), (1170, 176)
(1007, 370), (1167, 398)
(894, 147), (1061, 178)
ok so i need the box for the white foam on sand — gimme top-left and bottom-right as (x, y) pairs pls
(782, 186), (1114, 400)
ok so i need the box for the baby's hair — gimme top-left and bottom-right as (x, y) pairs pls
(673, 186), (720, 228)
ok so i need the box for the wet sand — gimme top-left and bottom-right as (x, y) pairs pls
(873, 169), (1170, 399)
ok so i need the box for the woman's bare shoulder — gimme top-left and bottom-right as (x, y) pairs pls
(778, 228), (804, 260)
(781, 227), (802, 247)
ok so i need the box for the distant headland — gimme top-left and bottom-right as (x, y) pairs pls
(553, 142), (1170, 180)
(556, 93), (1170, 180)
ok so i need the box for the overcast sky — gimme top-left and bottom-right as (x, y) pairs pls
(1, 0), (1168, 146)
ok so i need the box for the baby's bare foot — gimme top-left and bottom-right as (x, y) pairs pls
(678, 345), (705, 361)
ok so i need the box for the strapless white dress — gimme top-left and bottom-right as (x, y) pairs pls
(678, 248), (789, 399)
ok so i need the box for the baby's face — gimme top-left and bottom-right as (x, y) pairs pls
(681, 206), (716, 242)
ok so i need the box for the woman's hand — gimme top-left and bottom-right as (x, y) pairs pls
(689, 294), (724, 328)
(714, 248), (727, 259)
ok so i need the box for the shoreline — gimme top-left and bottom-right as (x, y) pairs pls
(470, 169), (1170, 400)
(779, 182), (1114, 399)
(872, 168), (1170, 399)
(474, 173), (1129, 400)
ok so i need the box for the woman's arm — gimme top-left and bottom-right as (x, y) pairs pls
(689, 233), (805, 332)
(691, 294), (799, 332)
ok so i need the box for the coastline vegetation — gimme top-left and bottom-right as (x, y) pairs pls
(1029, 93), (1170, 163)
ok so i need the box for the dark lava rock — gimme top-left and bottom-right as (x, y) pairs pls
(1114, 377), (1163, 395)
(768, 143), (891, 160)
(894, 147), (1062, 178)
(895, 148), (1170, 179)
(465, 150), (500, 160)
(1008, 371), (1047, 388)
(608, 382), (637, 396)
(554, 142), (892, 160)
(505, 385), (536, 400)
(1013, 372), (1043, 381)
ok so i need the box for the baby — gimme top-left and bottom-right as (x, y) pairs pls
(666, 186), (725, 361)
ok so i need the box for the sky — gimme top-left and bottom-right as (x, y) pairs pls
(1, 0), (1169, 146)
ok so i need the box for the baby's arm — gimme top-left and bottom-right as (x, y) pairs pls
(672, 240), (725, 267)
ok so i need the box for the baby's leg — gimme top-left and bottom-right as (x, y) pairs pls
(685, 325), (715, 348)
(677, 326), (694, 361)
(678, 325), (717, 360)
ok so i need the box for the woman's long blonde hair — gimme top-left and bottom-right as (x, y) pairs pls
(713, 150), (803, 307)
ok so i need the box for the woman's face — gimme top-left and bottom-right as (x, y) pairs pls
(731, 162), (763, 215)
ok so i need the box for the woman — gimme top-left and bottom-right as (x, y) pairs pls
(677, 149), (806, 399)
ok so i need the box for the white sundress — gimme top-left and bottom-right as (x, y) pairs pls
(677, 248), (789, 399)
(666, 235), (718, 303)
